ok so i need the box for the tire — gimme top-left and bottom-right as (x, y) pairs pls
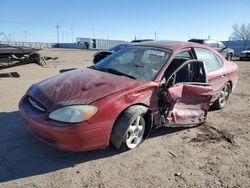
(111, 105), (148, 150)
(226, 53), (233, 61)
(212, 82), (231, 110)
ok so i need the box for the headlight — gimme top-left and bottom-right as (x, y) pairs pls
(49, 105), (98, 123)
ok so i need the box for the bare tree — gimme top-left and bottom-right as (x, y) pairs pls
(231, 23), (250, 40)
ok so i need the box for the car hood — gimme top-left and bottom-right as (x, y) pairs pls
(26, 68), (146, 112)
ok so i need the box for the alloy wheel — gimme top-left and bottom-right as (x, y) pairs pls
(125, 115), (145, 149)
(219, 84), (230, 107)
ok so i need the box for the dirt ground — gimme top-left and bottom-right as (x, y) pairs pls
(0, 48), (249, 188)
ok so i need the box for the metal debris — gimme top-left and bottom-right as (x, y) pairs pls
(0, 44), (57, 69)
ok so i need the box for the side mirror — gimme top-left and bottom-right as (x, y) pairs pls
(161, 74), (175, 89)
(160, 77), (166, 88)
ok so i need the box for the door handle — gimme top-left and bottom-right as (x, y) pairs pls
(221, 74), (225, 78)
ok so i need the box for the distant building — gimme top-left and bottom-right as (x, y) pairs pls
(76, 37), (127, 49)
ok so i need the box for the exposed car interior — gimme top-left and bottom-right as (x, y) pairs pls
(159, 53), (208, 125)
(162, 51), (207, 86)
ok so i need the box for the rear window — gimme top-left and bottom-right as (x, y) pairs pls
(194, 48), (221, 72)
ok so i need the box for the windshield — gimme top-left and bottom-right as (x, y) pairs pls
(94, 47), (171, 81)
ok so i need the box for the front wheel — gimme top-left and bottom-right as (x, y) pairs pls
(226, 53), (233, 61)
(111, 105), (148, 150)
(212, 83), (231, 110)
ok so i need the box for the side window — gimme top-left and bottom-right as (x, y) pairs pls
(205, 41), (218, 48)
(168, 62), (206, 85)
(218, 41), (225, 49)
(214, 42), (219, 48)
(194, 48), (220, 72)
(162, 51), (193, 82)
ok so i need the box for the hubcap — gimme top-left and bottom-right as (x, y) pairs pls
(126, 115), (145, 149)
(219, 85), (229, 106)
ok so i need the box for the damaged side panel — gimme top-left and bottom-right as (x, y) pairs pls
(165, 84), (212, 126)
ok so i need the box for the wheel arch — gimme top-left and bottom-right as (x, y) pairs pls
(111, 103), (153, 142)
(228, 80), (233, 94)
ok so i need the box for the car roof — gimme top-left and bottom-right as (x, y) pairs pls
(130, 40), (207, 51)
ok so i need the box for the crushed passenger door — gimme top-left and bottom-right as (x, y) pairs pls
(165, 83), (212, 125)
(160, 60), (213, 126)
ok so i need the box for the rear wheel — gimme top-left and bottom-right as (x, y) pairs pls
(111, 105), (148, 150)
(212, 83), (231, 110)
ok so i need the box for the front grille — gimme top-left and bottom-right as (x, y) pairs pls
(28, 96), (47, 112)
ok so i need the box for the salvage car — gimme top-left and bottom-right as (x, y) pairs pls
(239, 48), (250, 61)
(188, 39), (234, 60)
(19, 41), (238, 151)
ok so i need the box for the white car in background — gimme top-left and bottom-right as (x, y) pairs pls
(239, 48), (250, 61)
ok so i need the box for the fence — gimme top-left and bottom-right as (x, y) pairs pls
(222, 40), (250, 56)
(94, 39), (128, 49)
(0, 40), (127, 50)
(0, 41), (54, 49)
(55, 43), (85, 49)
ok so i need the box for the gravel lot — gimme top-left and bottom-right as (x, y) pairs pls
(0, 48), (249, 188)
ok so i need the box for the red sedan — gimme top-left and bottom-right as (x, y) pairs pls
(19, 41), (238, 151)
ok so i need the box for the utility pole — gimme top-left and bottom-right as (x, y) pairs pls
(61, 31), (64, 43)
(71, 27), (74, 43)
(24, 31), (27, 42)
(12, 32), (15, 42)
(91, 27), (95, 39)
(56, 23), (60, 43)
(154, 31), (157, 40)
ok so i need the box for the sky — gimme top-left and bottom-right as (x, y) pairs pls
(1, 0), (250, 43)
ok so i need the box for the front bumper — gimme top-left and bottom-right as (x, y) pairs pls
(19, 97), (110, 152)
(239, 53), (250, 59)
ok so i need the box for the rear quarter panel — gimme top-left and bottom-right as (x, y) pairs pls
(223, 60), (238, 92)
